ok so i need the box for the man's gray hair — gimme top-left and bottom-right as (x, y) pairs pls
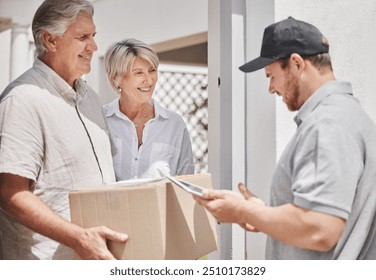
(32, 0), (94, 57)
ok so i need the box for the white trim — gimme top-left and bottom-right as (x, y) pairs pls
(151, 32), (207, 53)
(207, 0), (221, 260)
(158, 63), (207, 74)
(231, 6), (246, 260)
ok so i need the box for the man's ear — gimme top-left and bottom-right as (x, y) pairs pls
(42, 31), (58, 52)
(289, 53), (306, 72)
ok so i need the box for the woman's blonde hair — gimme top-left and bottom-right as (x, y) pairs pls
(104, 38), (159, 93)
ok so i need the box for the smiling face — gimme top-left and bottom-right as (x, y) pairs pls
(119, 57), (158, 105)
(265, 60), (301, 111)
(44, 14), (97, 87)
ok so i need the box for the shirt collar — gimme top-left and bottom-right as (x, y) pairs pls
(105, 98), (170, 120)
(294, 80), (353, 126)
(105, 98), (120, 118)
(153, 99), (169, 120)
(33, 58), (88, 102)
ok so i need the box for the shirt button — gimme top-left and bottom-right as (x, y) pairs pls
(135, 157), (138, 161)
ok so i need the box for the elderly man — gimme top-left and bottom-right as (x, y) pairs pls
(195, 17), (376, 259)
(0, 0), (127, 260)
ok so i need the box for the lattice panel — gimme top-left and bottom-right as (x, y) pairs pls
(154, 65), (208, 173)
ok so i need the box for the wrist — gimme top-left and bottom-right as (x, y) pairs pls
(64, 223), (87, 250)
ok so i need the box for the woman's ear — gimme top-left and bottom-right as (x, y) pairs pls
(42, 31), (58, 52)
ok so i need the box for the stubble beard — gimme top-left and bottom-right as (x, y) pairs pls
(285, 71), (301, 112)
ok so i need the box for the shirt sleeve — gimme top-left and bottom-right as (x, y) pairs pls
(176, 128), (195, 175)
(291, 120), (363, 219)
(0, 93), (44, 182)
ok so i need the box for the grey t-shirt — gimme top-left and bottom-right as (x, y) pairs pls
(0, 58), (115, 259)
(266, 81), (376, 259)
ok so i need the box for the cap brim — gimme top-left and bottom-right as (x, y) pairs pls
(239, 57), (278, 73)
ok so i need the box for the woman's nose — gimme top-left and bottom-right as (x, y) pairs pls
(144, 74), (153, 84)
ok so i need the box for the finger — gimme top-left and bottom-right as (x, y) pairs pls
(239, 223), (259, 232)
(238, 183), (252, 200)
(201, 189), (212, 200)
(202, 189), (217, 200)
(193, 194), (208, 205)
(239, 223), (253, 231)
(102, 227), (128, 242)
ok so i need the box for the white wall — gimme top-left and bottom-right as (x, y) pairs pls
(0, 0), (41, 92)
(0, 29), (11, 91)
(0, 0), (42, 19)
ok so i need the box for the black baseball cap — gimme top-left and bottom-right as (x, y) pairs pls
(239, 17), (329, 73)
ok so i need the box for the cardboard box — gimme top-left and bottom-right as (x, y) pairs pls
(69, 173), (218, 259)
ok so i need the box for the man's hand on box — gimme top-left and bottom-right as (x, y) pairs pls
(75, 226), (128, 260)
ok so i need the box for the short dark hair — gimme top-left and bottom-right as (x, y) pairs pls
(280, 52), (333, 72)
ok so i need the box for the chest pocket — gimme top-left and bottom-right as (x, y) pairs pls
(149, 142), (180, 175)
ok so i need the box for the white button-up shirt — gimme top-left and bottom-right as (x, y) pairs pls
(104, 98), (194, 180)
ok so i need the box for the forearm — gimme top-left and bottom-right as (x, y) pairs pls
(0, 173), (127, 259)
(241, 202), (345, 251)
(1, 188), (84, 249)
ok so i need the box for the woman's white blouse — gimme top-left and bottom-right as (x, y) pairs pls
(103, 98), (194, 180)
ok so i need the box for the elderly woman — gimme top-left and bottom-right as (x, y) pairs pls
(103, 38), (194, 180)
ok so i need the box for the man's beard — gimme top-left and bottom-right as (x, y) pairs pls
(284, 71), (301, 112)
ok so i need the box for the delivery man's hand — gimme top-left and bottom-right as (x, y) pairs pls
(75, 226), (128, 260)
(193, 188), (246, 224)
(237, 183), (265, 232)
(193, 183), (265, 232)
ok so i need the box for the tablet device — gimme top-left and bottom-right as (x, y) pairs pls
(166, 175), (207, 198)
